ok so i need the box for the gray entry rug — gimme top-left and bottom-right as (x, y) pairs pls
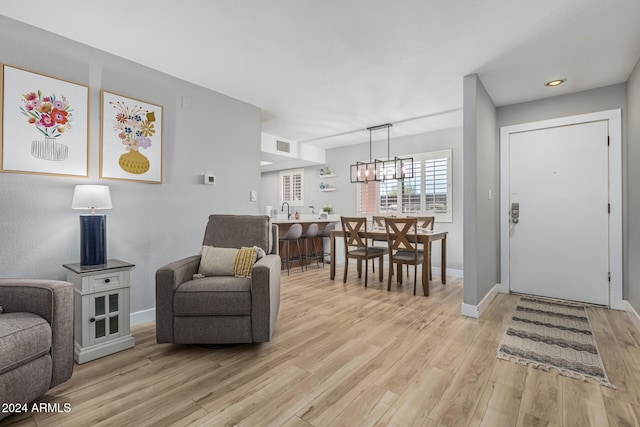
(497, 296), (615, 388)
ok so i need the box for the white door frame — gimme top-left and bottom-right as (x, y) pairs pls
(499, 109), (623, 309)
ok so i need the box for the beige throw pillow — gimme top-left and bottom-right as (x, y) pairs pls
(198, 246), (239, 277)
(196, 246), (261, 278)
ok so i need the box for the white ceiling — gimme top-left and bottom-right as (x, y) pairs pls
(3, 0), (639, 164)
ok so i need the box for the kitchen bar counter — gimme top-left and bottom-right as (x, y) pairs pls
(271, 216), (338, 236)
(271, 217), (339, 270)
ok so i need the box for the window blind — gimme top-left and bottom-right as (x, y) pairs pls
(356, 149), (452, 222)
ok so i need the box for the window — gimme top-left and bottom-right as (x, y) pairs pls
(280, 168), (304, 207)
(357, 149), (452, 222)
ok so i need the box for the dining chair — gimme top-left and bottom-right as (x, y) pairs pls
(341, 216), (388, 287)
(398, 216), (435, 279)
(371, 215), (396, 247)
(372, 215), (398, 229)
(415, 216), (435, 231)
(415, 216), (435, 280)
(371, 215), (386, 229)
(385, 217), (423, 295)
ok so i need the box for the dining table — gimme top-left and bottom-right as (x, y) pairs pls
(329, 227), (448, 296)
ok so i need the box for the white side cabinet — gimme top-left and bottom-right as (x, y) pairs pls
(63, 259), (135, 364)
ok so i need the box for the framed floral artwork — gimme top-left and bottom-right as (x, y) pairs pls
(0, 64), (89, 177)
(100, 90), (163, 183)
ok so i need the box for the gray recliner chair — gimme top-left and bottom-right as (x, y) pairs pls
(155, 214), (281, 345)
(0, 279), (74, 421)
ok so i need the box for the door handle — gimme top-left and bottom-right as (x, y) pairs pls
(511, 202), (520, 224)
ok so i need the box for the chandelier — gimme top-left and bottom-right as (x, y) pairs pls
(349, 123), (414, 183)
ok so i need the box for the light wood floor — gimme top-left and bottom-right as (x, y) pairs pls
(4, 264), (640, 427)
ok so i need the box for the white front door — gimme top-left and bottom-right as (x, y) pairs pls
(507, 120), (609, 305)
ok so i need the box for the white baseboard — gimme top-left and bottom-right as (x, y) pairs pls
(624, 301), (640, 333)
(460, 303), (479, 318)
(461, 284), (499, 318)
(131, 308), (156, 326)
(431, 266), (464, 278)
(611, 297), (626, 311)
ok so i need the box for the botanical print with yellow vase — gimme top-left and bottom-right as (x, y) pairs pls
(113, 103), (154, 174)
(100, 90), (163, 183)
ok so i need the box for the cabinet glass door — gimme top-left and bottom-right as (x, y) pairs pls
(109, 294), (119, 334)
(90, 290), (122, 343)
(94, 295), (106, 339)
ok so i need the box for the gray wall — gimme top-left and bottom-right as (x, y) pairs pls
(0, 17), (262, 320)
(498, 84), (627, 128)
(463, 75), (500, 307)
(261, 127), (464, 271)
(627, 58), (640, 313)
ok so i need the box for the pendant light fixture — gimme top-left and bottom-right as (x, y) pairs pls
(350, 123), (413, 183)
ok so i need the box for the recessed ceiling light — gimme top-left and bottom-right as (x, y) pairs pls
(544, 78), (567, 87)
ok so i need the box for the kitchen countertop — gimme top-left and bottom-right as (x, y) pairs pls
(270, 215), (339, 237)
(270, 214), (339, 224)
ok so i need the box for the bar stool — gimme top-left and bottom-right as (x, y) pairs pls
(301, 223), (320, 270)
(318, 223), (335, 267)
(279, 224), (303, 275)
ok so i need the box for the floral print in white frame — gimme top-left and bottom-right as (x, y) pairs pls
(100, 90), (163, 183)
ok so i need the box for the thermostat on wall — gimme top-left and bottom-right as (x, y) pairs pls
(204, 172), (215, 185)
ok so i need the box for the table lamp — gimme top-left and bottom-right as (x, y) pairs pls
(72, 185), (112, 266)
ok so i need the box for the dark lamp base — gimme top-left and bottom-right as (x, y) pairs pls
(79, 214), (107, 266)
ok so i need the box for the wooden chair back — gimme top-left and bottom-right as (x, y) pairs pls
(385, 217), (419, 253)
(340, 217), (368, 251)
(340, 216), (387, 286)
(414, 216), (435, 231)
(372, 215), (386, 228)
(384, 216), (422, 295)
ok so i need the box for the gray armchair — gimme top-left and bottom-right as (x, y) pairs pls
(0, 279), (74, 421)
(156, 215), (281, 345)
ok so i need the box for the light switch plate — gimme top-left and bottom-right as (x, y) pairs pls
(250, 191), (257, 202)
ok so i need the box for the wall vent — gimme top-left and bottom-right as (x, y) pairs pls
(276, 140), (291, 153)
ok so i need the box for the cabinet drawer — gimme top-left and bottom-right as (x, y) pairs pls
(90, 272), (122, 290)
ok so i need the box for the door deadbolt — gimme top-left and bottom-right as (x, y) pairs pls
(511, 202), (520, 224)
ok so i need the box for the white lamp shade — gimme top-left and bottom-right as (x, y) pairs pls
(72, 185), (112, 210)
